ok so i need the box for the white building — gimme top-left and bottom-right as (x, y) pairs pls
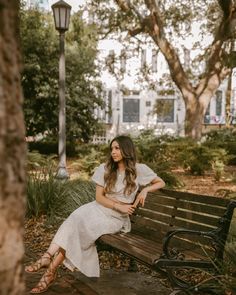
(93, 40), (235, 142)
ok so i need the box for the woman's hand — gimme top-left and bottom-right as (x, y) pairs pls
(133, 188), (148, 208)
(115, 204), (135, 215)
(133, 177), (165, 208)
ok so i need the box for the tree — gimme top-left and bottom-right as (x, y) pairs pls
(20, 9), (59, 137)
(86, 0), (236, 139)
(0, 1), (26, 294)
(65, 12), (105, 142)
(20, 8), (104, 143)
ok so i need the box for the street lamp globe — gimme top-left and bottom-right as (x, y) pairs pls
(52, 0), (72, 32)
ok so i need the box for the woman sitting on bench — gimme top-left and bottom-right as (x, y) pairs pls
(25, 135), (165, 294)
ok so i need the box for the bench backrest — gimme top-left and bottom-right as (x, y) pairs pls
(131, 189), (234, 257)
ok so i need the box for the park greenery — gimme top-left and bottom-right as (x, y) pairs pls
(85, 0), (236, 139)
(18, 3), (236, 293)
(26, 128), (236, 220)
(20, 5), (104, 143)
(26, 128), (236, 294)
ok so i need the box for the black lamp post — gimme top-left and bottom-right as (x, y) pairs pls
(51, 0), (71, 179)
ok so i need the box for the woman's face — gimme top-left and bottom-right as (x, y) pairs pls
(111, 140), (123, 162)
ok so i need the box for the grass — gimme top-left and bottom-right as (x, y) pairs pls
(26, 165), (96, 223)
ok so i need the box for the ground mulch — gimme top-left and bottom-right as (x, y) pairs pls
(173, 166), (236, 197)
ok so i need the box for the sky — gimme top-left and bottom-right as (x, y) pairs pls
(48, 0), (85, 12)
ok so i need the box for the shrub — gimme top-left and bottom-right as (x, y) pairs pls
(27, 151), (57, 170)
(212, 159), (225, 181)
(26, 164), (95, 223)
(77, 145), (108, 177)
(28, 139), (77, 157)
(144, 161), (183, 188)
(203, 128), (236, 165)
(134, 131), (183, 187)
(179, 145), (228, 176)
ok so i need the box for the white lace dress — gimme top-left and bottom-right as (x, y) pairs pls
(51, 163), (160, 277)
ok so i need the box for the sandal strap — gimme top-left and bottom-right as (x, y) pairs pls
(26, 252), (52, 273)
(43, 252), (53, 261)
(30, 269), (56, 293)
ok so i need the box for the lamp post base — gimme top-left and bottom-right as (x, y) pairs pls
(56, 167), (69, 179)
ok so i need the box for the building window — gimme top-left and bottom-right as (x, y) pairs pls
(106, 90), (113, 124)
(123, 99), (140, 122)
(132, 90), (140, 95)
(183, 47), (190, 69)
(141, 49), (147, 68)
(106, 50), (115, 74)
(146, 101), (151, 107)
(152, 49), (158, 72)
(215, 90), (222, 116)
(120, 49), (126, 73)
(155, 99), (174, 123)
(204, 104), (210, 124)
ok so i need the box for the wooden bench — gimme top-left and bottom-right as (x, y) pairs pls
(98, 188), (236, 292)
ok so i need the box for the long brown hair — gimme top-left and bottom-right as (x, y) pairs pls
(104, 135), (137, 195)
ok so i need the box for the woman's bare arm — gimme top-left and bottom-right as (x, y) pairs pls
(95, 185), (135, 215)
(133, 177), (165, 208)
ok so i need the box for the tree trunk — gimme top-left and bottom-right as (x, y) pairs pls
(0, 1), (26, 295)
(185, 105), (205, 140)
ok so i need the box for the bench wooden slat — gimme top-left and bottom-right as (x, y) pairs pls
(134, 208), (172, 225)
(131, 222), (168, 242)
(172, 218), (215, 232)
(132, 212), (214, 232)
(131, 222), (216, 252)
(135, 206), (220, 227)
(143, 202), (174, 215)
(167, 235), (216, 256)
(145, 196), (227, 217)
(99, 234), (159, 265)
(122, 233), (162, 254)
(160, 189), (229, 207)
(126, 233), (214, 258)
(172, 209), (220, 227)
(131, 215), (173, 233)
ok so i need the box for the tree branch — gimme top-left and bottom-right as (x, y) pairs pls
(128, 26), (144, 37)
(196, 0), (235, 96)
(218, 0), (232, 18)
(144, 0), (164, 37)
(115, 0), (145, 25)
(114, 0), (130, 12)
(141, 0), (194, 101)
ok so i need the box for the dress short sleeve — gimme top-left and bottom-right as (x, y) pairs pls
(91, 163), (105, 187)
(136, 163), (158, 186)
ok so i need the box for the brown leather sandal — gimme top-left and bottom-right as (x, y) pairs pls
(25, 252), (52, 273)
(29, 267), (57, 294)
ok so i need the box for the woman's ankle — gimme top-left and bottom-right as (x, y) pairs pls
(43, 251), (52, 258)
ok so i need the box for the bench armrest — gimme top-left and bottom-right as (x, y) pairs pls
(162, 229), (218, 259)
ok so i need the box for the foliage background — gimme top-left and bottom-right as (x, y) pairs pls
(20, 6), (104, 143)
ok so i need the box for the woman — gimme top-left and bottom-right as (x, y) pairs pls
(25, 135), (165, 293)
